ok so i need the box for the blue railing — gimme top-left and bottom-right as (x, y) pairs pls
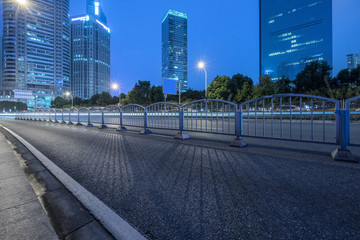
(14, 94), (360, 161)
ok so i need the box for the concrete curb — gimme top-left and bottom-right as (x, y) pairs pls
(1, 125), (146, 240)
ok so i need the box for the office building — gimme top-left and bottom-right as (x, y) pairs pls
(71, 0), (110, 99)
(260, 0), (333, 81)
(347, 53), (360, 70)
(162, 9), (188, 93)
(1, 0), (71, 108)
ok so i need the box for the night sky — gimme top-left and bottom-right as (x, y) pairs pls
(70, 0), (360, 94)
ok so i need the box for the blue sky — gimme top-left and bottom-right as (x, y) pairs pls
(70, 0), (360, 93)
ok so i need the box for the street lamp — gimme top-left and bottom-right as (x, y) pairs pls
(17, 0), (26, 4)
(198, 61), (208, 98)
(65, 91), (73, 108)
(111, 83), (121, 106)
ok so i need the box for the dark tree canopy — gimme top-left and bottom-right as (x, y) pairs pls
(293, 61), (332, 93)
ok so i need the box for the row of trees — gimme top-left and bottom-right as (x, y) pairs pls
(51, 61), (360, 109)
(208, 61), (360, 103)
(0, 101), (27, 113)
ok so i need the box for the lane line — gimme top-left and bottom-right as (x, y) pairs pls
(1, 125), (147, 240)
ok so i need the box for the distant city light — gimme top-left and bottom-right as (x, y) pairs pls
(96, 20), (111, 33)
(95, 1), (99, 15)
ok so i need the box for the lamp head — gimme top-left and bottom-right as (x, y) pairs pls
(17, 0), (27, 5)
(111, 83), (119, 91)
(198, 61), (205, 69)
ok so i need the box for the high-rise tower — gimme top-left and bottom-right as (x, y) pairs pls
(162, 9), (188, 93)
(260, 0), (333, 81)
(71, 0), (110, 99)
(1, 0), (71, 108)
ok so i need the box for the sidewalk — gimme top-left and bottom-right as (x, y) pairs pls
(0, 132), (58, 240)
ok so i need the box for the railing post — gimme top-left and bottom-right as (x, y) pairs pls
(331, 107), (356, 162)
(174, 106), (189, 139)
(48, 111), (51, 122)
(98, 109), (108, 129)
(67, 111), (73, 125)
(60, 110), (65, 124)
(117, 108), (127, 131)
(86, 109), (93, 127)
(230, 106), (247, 147)
(75, 110), (83, 126)
(140, 109), (151, 134)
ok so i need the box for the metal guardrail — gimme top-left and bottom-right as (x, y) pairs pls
(14, 95), (360, 162)
(346, 96), (360, 147)
(147, 102), (180, 130)
(183, 99), (237, 135)
(240, 94), (340, 144)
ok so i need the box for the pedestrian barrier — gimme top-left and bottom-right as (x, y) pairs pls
(88, 107), (103, 126)
(104, 105), (121, 127)
(146, 102), (180, 130)
(240, 94), (339, 144)
(15, 95), (360, 162)
(346, 96), (360, 147)
(122, 104), (147, 133)
(78, 107), (90, 126)
(49, 110), (56, 122)
(183, 99), (237, 135)
(55, 109), (62, 123)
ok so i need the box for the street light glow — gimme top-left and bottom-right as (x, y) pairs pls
(65, 91), (71, 97)
(198, 61), (205, 69)
(111, 83), (119, 91)
(17, 0), (26, 5)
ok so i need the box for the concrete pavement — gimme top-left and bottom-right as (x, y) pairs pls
(1, 119), (360, 239)
(0, 131), (58, 240)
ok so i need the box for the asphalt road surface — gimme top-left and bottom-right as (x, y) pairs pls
(1, 119), (360, 240)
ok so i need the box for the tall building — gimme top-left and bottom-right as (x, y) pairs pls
(347, 53), (360, 70)
(1, 0), (71, 108)
(71, 0), (110, 99)
(260, 0), (333, 81)
(162, 9), (188, 93)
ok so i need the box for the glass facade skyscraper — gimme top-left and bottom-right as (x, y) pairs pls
(347, 53), (360, 70)
(260, 0), (333, 81)
(1, 0), (71, 108)
(162, 9), (188, 93)
(71, 0), (110, 99)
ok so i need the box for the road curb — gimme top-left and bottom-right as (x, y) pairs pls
(1, 125), (147, 240)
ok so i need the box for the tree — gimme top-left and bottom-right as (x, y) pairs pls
(51, 97), (69, 109)
(89, 94), (100, 106)
(0, 101), (27, 112)
(125, 80), (151, 105)
(234, 82), (253, 103)
(73, 97), (83, 107)
(229, 74), (253, 101)
(293, 61), (332, 93)
(274, 76), (292, 94)
(207, 75), (231, 100)
(253, 75), (275, 98)
(148, 86), (164, 103)
(334, 66), (360, 87)
(96, 92), (113, 106)
(182, 88), (205, 101)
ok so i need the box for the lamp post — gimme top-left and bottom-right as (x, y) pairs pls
(65, 91), (73, 108)
(111, 83), (121, 106)
(198, 61), (208, 98)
